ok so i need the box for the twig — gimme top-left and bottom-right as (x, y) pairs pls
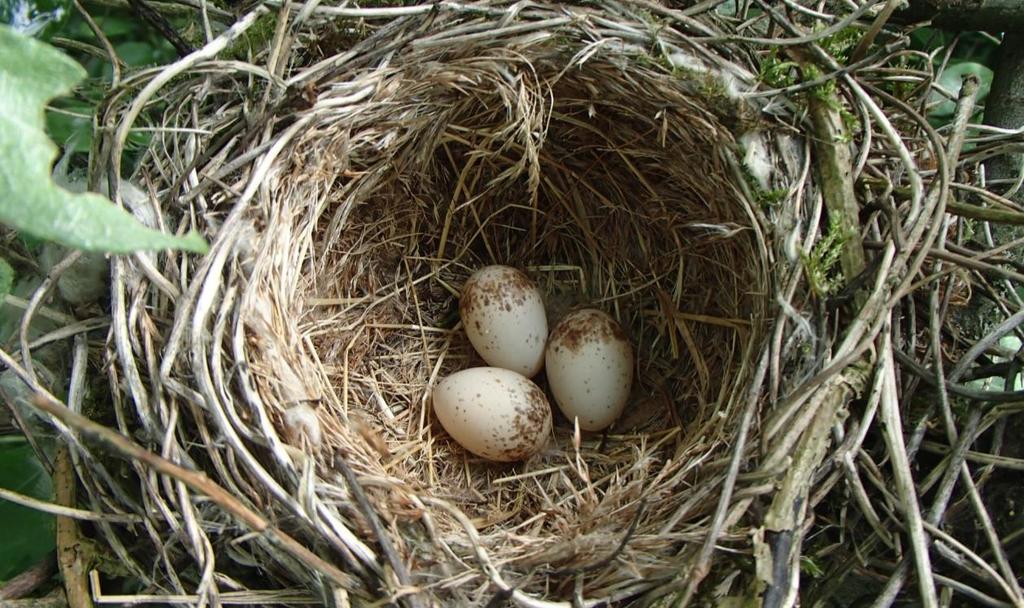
(806, 60), (867, 297)
(0, 553), (56, 600)
(53, 446), (91, 608)
(893, 349), (1024, 402)
(849, 0), (901, 64)
(334, 458), (422, 608)
(0, 349), (358, 590)
(126, 0), (195, 57)
(19, 250), (80, 387)
(72, 0), (121, 85)
(759, 356), (872, 608)
(0, 594), (67, 608)
(879, 337), (938, 607)
(919, 441), (1024, 471)
(680, 346), (769, 605)
(946, 200), (1024, 225)
(1, 296), (76, 325)
(0, 487), (140, 523)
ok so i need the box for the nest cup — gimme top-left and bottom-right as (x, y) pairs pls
(106, 5), (796, 605)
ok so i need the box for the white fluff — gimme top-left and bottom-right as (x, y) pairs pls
(283, 403), (322, 448)
(740, 131), (772, 191)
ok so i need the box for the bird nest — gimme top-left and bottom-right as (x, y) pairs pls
(24, 2), (1015, 607)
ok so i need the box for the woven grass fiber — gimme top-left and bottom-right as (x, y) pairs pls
(23, 1), (1020, 606)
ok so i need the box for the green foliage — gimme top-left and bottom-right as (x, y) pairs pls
(758, 50), (799, 89)
(755, 187), (787, 209)
(0, 258), (13, 299)
(800, 555), (825, 578)
(802, 215), (848, 297)
(225, 11), (277, 60)
(927, 61), (993, 121)
(908, 29), (998, 123)
(738, 158), (786, 210)
(802, 64), (861, 137)
(0, 25), (208, 253)
(0, 440), (55, 582)
(820, 27), (860, 64)
(44, 10), (179, 153)
(759, 55), (861, 141)
(911, 28), (999, 68)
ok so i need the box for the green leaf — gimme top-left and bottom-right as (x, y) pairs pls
(46, 98), (94, 152)
(928, 61), (993, 120)
(0, 258), (13, 299)
(0, 440), (55, 582)
(0, 25), (209, 254)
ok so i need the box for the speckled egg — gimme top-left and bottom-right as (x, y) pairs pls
(545, 308), (634, 431)
(459, 265), (547, 377)
(432, 367), (552, 462)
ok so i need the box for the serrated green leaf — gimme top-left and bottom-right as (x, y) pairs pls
(0, 441), (55, 582)
(0, 25), (208, 254)
(0, 258), (13, 299)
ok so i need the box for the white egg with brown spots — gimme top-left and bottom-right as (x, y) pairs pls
(545, 309), (634, 431)
(460, 265), (547, 377)
(432, 367), (552, 462)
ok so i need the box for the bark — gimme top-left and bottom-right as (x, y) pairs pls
(897, 0), (1024, 31)
(808, 91), (867, 292)
(53, 448), (91, 608)
(984, 30), (1024, 195)
(0, 554), (56, 600)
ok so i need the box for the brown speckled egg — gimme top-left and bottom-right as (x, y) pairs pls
(545, 308), (633, 431)
(459, 265), (547, 377)
(432, 367), (552, 462)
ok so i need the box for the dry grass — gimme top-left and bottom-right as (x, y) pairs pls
(232, 22), (771, 603)
(4, 1), (1023, 607)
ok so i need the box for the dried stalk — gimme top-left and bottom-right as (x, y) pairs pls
(0, 2), (1014, 606)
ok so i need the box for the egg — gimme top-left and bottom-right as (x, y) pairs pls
(459, 265), (547, 377)
(432, 367), (552, 462)
(545, 308), (634, 431)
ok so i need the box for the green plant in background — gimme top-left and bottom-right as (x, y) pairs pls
(0, 259), (12, 297)
(0, 19), (207, 586)
(910, 28), (998, 123)
(758, 50), (799, 89)
(0, 25), (208, 253)
(927, 60), (993, 121)
(47, 9), (180, 153)
(0, 441), (55, 582)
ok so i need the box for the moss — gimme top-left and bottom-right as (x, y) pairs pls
(801, 555), (825, 578)
(757, 42), (862, 136)
(757, 187), (788, 209)
(697, 70), (729, 100)
(738, 159), (786, 210)
(802, 214), (849, 297)
(223, 12), (278, 61)
(803, 64), (861, 138)
(758, 50), (799, 88)
(820, 27), (861, 64)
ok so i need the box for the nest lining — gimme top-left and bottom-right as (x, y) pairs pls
(234, 37), (773, 600)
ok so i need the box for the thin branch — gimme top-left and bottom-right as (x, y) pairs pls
(0, 349), (358, 591)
